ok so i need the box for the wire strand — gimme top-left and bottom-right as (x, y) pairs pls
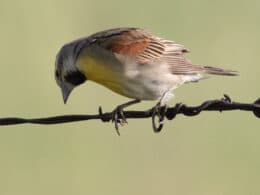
(0, 95), (259, 128)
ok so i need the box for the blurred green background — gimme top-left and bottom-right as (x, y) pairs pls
(0, 0), (259, 194)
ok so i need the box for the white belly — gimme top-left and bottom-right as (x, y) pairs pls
(114, 55), (203, 102)
(121, 62), (186, 101)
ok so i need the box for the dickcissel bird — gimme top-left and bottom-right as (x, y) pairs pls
(55, 27), (236, 133)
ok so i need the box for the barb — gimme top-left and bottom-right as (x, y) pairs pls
(0, 95), (259, 132)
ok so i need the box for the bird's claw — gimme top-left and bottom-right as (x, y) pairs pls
(98, 106), (127, 135)
(111, 105), (128, 135)
(151, 103), (168, 133)
(99, 100), (140, 135)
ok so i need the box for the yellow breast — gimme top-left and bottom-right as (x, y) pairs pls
(76, 51), (126, 96)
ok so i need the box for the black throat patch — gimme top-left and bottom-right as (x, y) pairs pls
(65, 71), (87, 86)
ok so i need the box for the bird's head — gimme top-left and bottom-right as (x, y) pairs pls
(55, 43), (87, 104)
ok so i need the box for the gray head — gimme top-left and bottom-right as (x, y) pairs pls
(55, 43), (87, 103)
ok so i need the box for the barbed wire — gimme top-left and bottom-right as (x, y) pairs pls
(0, 95), (259, 133)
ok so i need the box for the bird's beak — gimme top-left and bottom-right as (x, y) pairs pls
(61, 83), (73, 104)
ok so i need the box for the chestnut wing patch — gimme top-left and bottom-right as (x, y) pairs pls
(103, 29), (165, 64)
(109, 40), (150, 57)
(100, 28), (205, 75)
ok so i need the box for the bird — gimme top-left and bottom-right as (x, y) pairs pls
(55, 27), (236, 133)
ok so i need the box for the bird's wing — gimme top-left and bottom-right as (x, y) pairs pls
(93, 28), (205, 75)
(86, 28), (236, 76)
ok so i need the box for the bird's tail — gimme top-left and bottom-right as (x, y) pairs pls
(202, 65), (238, 76)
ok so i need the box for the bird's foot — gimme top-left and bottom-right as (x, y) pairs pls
(110, 99), (141, 135)
(111, 105), (128, 135)
(151, 102), (168, 133)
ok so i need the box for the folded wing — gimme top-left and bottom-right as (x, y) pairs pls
(96, 28), (236, 76)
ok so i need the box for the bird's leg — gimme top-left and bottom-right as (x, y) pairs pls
(151, 103), (168, 133)
(111, 99), (141, 135)
(151, 91), (171, 132)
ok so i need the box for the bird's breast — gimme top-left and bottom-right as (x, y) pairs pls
(77, 51), (127, 96)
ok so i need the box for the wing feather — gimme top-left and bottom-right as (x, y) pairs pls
(90, 28), (235, 76)
(97, 28), (202, 74)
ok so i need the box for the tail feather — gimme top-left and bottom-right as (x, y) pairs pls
(203, 66), (238, 76)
